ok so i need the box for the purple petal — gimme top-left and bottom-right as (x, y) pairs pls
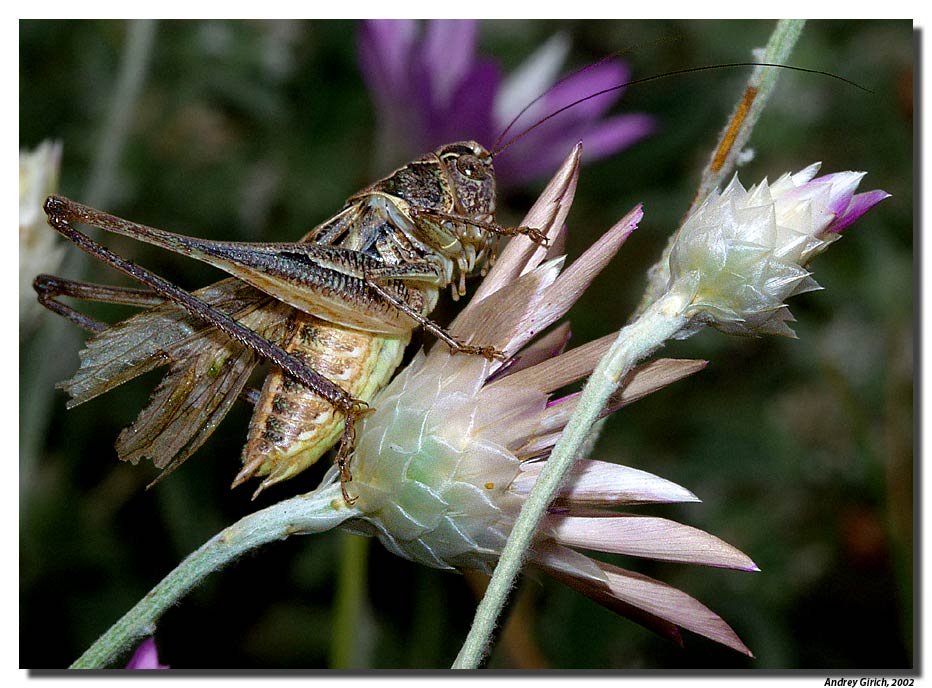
(357, 22), (653, 189)
(574, 113), (656, 161)
(785, 172), (863, 227)
(126, 637), (169, 670)
(405, 58), (441, 144)
(364, 20), (495, 151)
(542, 60), (631, 123)
(493, 60), (636, 185)
(513, 459), (700, 506)
(546, 513), (760, 571)
(402, 57), (498, 151)
(438, 59), (500, 146)
(357, 20), (417, 106)
(779, 170), (863, 222)
(825, 189), (892, 234)
(813, 170), (864, 203)
(496, 112), (653, 185)
(422, 20), (479, 106)
(495, 33), (571, 130)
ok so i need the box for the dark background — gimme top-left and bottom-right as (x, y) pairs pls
(20, 20), (913, 669)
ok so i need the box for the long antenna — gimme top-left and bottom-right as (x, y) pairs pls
(491, 62), (870, 160)
(491, 35), (681, 152)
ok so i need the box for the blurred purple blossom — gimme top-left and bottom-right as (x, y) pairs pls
(357, 20), (654, 187)
(125, 637), (169, 670)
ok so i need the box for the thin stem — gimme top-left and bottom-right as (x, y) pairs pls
(690, 19), (806, 211)
(330, 533), (371, 669)
(634, 19), (805, 318)
(86, 19), (159, 208)
(452, 292), (689, 669)
(70, 483), (356, 669)
(20, 20), (159, 505)
(463, 571), (548, 669)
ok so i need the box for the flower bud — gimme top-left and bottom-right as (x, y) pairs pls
(20, 140), (64, 333)
(668, 163), (889, 337)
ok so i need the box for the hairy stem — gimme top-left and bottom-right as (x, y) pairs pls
(690, 19), (806, 210)
(71, 483), (355, 669)
(452, 292), (689, 669)
(634, 19), (806, 318)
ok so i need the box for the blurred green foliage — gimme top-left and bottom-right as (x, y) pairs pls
(19, 19), (912, 669)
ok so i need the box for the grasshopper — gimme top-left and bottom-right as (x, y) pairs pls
(36, 141), (549, 502)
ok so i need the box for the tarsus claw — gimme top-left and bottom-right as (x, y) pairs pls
(521, 226), (550, 248)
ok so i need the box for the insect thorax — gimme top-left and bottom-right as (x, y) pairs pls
(368, 141), (498, 269)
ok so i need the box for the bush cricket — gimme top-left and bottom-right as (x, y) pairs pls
(36, 141), (550, 503)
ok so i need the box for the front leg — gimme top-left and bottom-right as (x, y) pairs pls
(409, 207), (551, 248)
(364, 263), (506, 362)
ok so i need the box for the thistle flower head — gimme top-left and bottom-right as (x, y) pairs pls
(667, 163), (890, 337)
(337, 145), (757, 655)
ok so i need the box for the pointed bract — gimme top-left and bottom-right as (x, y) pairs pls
(668, 165), (889, 337)
(342, 147), (755, 656)
(513, 459), (700, 506)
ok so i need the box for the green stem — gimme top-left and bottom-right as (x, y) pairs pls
(635, 19), (805, 318)
(690, 19), (806, 211)
(70, 483), (355, 669)
(452, 292), (689, 669)
(86, 19), (159, 208)
(330, 533), (371, 669)
(20, 19), (159, 506)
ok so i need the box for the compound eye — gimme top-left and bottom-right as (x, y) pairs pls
(455, 155), (487, 180)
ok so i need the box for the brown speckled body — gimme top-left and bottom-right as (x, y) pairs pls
(236, 311), (409, 490)
(228, 141), (501, 493)
(52, 141), (507, 497)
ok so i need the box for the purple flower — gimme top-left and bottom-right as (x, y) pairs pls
(357, 20), (654, 187)
(125, 637), (169, 670)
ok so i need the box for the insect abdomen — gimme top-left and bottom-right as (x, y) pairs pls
(235, 311), (409, 494)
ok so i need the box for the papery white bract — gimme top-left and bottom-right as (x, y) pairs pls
(20, 139), (64, 333)
(338, 145), (757, 655)
(668, 163), (890, 337)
